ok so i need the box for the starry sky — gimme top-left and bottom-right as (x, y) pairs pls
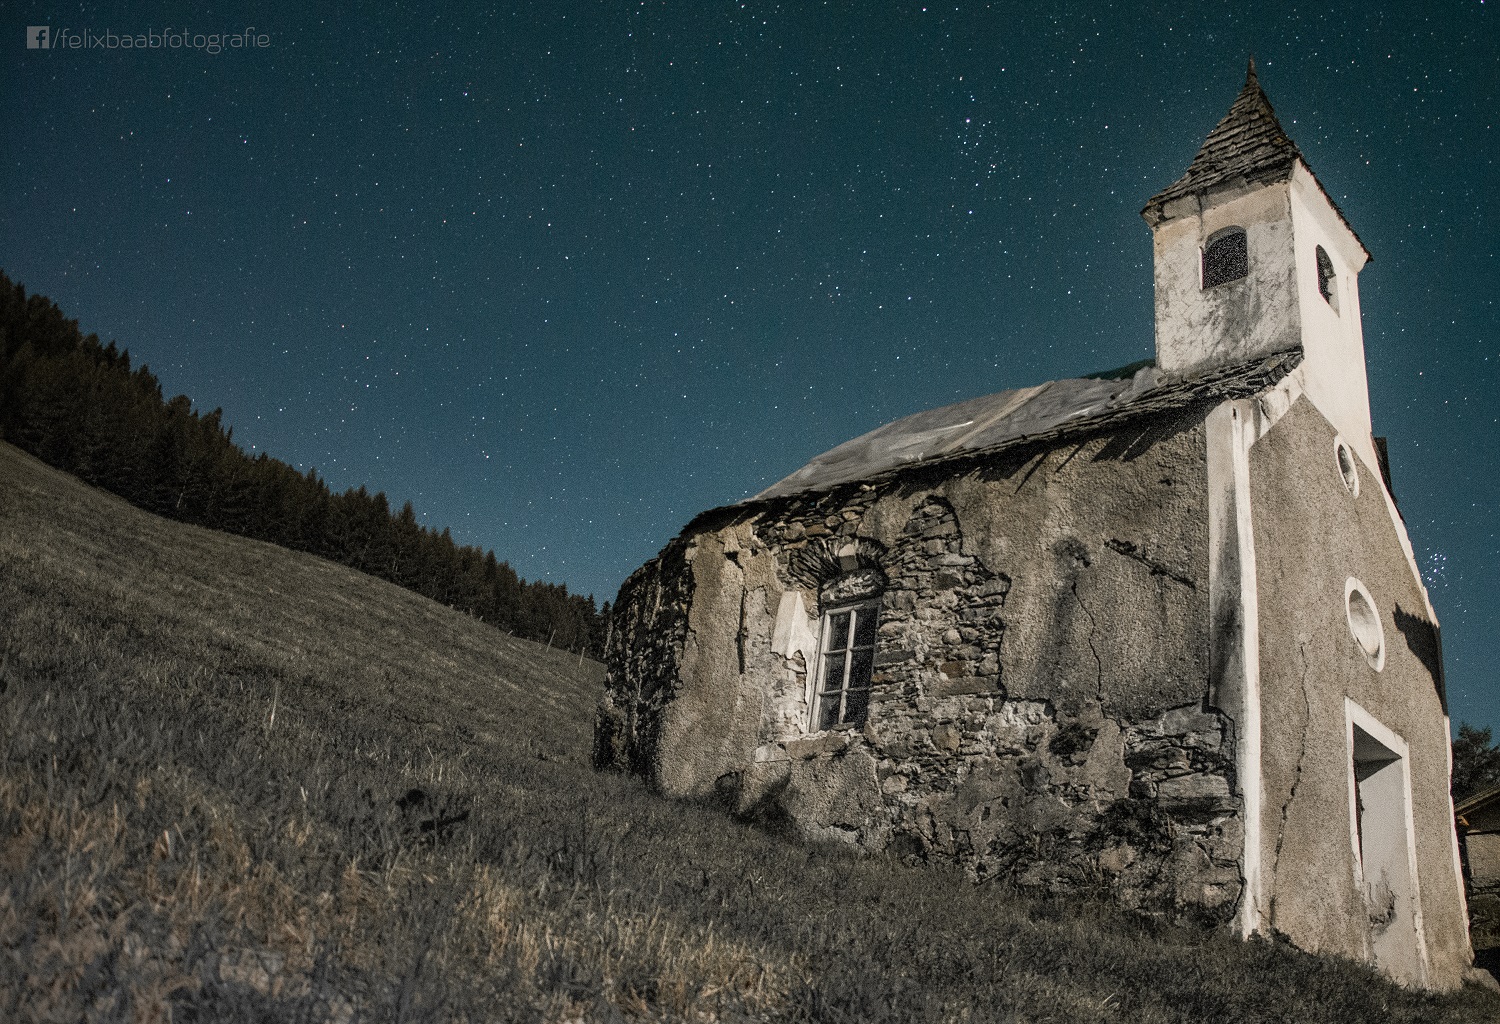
(4, 3), (1496, 729)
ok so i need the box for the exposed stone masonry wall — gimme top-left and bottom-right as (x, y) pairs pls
(600, 421), (1245, 919)
(594, 540), (693, 777)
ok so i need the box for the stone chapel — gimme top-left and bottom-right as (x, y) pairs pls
(595, 61), (1472, 989)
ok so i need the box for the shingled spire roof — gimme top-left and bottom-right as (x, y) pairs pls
(1143, 58), (1303, 217)
(1141, 60), (1368, 255)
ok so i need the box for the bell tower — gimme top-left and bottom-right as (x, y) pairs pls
(1141, 59), (1377, 469)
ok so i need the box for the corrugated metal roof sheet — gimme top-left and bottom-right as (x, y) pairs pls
(750, 350), (1301, 502)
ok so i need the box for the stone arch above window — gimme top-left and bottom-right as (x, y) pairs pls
(783, 535), (889, 593)
(821, 567), (885, 605)
(1317, 245), (1340, 312)
(1201, 226), (1248, 289)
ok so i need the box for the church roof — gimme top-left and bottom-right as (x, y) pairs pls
(1140, 60), (1369, 257)
(1143, 58), (1302, 215)
(750, 349), (1300, 502)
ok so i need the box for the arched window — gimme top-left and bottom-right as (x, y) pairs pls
(1316, 245), (1339, 312)
(1201, 227), (1248, 289)
(790, 543), (886, 732)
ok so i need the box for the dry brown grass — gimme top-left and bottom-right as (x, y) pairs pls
(2, 438), (1498, 1022)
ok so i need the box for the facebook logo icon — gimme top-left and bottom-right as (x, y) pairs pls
(27, 26), (50, 48)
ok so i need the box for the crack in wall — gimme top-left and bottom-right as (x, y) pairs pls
(1072, 579), (1105, 704)
(1105, 538), (1198, 590)
(736, 589), (749, 675)
(1267, 640), (1312, 930)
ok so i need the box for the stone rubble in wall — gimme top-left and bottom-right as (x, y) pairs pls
(600, 474), (1244, 920)
(594, 540), (694, 774)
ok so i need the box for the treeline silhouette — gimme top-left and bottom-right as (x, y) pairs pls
(0, 272), (606, 655)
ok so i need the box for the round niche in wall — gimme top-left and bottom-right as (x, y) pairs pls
(1334, 437), (1359, 496)
(1345, 577), (1385, 671)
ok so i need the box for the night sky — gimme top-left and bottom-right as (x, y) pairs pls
(4, 4), (1496, 730)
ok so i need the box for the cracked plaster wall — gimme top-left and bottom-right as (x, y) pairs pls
(601, 409), (1251, 918)
(1153, 181), (1300, 382)
(1249, 395), (1469, 989)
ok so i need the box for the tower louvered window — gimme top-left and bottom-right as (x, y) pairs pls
(1202, 227), (1248, 288)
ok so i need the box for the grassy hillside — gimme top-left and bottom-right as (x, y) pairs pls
(1, 440), (1495, 1023)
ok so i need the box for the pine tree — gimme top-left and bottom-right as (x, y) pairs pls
(0, 270), (605, 652)
(1454, 725), (1500, 803)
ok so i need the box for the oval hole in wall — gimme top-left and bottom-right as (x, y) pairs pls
(1335, 438), (1360, 496)
(1345, 578), (1385, 671)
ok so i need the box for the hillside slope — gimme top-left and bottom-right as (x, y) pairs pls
(1, 439), (1496, 1022)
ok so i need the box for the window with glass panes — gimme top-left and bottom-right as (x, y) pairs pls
(814, 601), (878, 730)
